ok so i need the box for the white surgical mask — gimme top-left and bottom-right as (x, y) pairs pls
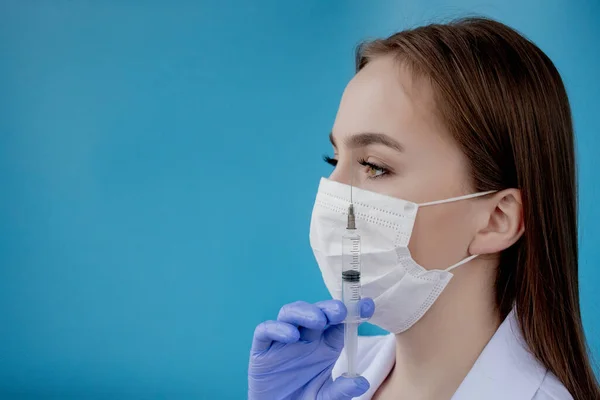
(309, 177), (495, 333)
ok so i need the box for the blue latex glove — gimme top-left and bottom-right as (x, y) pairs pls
(248, 298), (375, 400)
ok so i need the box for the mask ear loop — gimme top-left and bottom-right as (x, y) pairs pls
(445, 254), (479, 272)
(418, 190), (497, 207)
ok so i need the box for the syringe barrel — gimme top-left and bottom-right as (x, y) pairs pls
(342, 279), (361, 321)
(342, 230), (361, 273)
(342, 230), (361, 322)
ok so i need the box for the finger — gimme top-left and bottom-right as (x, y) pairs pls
(299, 300), (347, 342)
(319, 376), (370, 400)
(251, 320), (299, 352)
(277, 301), (327, 330)
(359, 298), (375, 319)
(315, 299), (347, 325)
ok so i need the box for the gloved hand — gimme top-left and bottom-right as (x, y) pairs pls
(248, 298), (375, 400)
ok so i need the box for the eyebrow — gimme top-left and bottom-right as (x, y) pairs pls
(329, 132), (404, 153)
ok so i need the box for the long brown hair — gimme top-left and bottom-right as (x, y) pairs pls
(356, 17), (599, 399)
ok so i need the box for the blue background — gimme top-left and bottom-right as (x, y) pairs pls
(0, 1), (598, 398)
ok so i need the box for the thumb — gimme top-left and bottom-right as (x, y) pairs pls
(319, 376), (370, 400)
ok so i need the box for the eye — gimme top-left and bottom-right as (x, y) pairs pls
(358, 158), (390, 179)
(323, 154), (338, 167)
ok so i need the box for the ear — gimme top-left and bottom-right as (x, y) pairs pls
(468, 189), (524, 255)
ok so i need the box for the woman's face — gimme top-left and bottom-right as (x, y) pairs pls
(327, 55), (482, 269)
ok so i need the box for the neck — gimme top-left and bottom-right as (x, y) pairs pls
(379, 263), (501, 399)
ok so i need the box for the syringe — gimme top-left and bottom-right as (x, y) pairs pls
(342, 196), (361, 378)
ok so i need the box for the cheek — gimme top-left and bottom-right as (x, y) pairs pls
(408, 203), (475, 270)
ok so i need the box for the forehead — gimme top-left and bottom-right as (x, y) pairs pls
(332, 56), (444, 146)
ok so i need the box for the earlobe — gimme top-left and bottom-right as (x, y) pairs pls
(468, 189), (524, 256)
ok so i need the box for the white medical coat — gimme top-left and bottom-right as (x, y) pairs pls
(332, 311), (573, 399)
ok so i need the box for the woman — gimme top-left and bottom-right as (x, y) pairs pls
(248, 17), (600, 400)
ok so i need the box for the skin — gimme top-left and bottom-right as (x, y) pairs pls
(326, 55), (525, 400)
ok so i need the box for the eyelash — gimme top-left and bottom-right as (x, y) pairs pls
(323, 155), (338, 167)
(322, 155), (391, 179)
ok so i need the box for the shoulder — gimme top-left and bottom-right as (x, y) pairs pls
(532, 371), (574, 400)
(453, 310), (573, 400)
